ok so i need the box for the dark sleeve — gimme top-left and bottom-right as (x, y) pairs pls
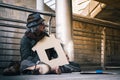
(20, 35), (33, 61)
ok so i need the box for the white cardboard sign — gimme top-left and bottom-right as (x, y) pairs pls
(32, 34), (69, 68)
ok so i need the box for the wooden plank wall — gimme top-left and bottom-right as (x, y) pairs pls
(105, 28), (120, 66)
(0, 0), (36, 74)
(0, 10), (26, 74)
(73, 19), (102, 66)
(73, 15), (120, 68)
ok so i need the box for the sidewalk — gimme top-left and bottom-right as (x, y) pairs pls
(0, 70), (120, 80)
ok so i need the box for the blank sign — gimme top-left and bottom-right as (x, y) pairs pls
(32, 34), (69, 68)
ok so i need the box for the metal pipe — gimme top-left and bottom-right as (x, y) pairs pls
(101, 27), (106, 70)
(0, 3), (55, 17)
(48, 16), (52, 34)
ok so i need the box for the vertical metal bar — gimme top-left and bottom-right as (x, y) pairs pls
(48, 16), (52, 34)
(101, 27), (106, 70)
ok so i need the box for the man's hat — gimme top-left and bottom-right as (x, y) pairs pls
(26, 12), (44, 28)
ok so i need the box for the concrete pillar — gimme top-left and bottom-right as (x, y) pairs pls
(36, 0), (44, 11)
(56, 0), (74, 61)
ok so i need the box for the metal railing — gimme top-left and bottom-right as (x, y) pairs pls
(0, 3), (55, 17)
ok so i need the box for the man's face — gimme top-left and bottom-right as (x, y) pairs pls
(30, 23), (47, 35)
(30, 26), (39, 33)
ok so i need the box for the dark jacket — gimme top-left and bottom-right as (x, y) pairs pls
(20, 34), (40, 71)
(20, 35), (38, 61)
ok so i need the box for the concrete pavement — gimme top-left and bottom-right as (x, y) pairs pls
(0, 70), (120, 80)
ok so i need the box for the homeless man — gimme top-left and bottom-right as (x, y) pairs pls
(3, 12), (81, 75)
(20, 12), (62, 74)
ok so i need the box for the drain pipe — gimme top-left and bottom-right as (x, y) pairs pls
(56, 0), (74, 61)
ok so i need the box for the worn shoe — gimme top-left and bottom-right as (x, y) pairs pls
(3, 62), (20, 76)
